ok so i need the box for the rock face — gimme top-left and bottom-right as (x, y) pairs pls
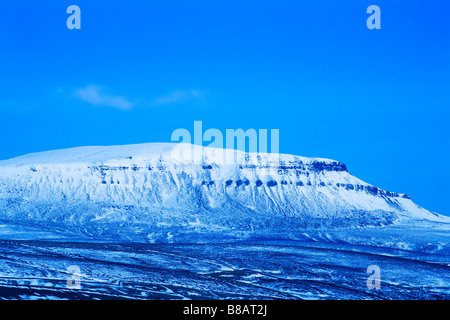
(0, 143), (446, 241)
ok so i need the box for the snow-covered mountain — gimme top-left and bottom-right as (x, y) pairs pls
(0, 143), (447, 241)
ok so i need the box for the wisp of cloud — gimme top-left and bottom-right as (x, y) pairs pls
(75, 85), (134, 110)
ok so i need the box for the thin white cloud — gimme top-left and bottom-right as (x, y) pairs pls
(152, 89), (205, 106)
(75, 85), (134, 110)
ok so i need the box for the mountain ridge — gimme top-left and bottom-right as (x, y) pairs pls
(0, 142), (448, 241)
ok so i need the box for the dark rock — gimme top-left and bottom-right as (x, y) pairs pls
(365, 185), (379, 195)
(267, 180), (277, 187)
(309, 161), (347, 172)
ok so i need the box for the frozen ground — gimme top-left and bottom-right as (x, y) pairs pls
(0, 223), (448, 300)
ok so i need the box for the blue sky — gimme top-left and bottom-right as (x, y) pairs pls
(0, 0), (449, 216)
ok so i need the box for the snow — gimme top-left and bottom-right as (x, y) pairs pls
(0, 142), (449, 299)
(0, 142), (337, 167)
(2, 239), (448, 300)
(0, 142), (448, 244)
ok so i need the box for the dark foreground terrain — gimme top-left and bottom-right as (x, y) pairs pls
(0, 236), (448, 300)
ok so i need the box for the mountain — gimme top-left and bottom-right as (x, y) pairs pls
(0, 143), (448, 242)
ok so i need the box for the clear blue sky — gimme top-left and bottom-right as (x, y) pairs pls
(0, 0), (449, 216)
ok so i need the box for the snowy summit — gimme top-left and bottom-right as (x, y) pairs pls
(0, 142), (448, 241)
